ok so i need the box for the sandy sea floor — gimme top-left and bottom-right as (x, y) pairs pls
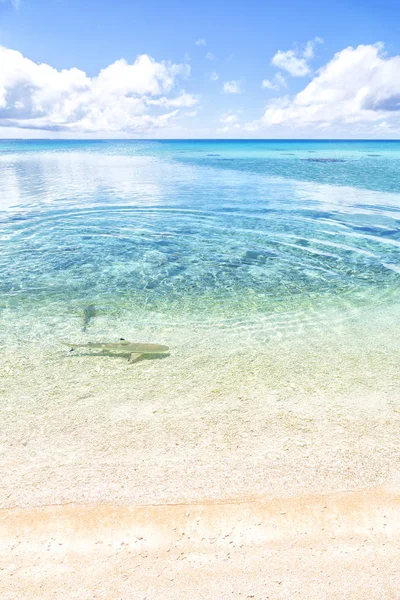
(1, 298), (399, 598)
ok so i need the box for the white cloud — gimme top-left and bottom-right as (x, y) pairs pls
(206, 52), (215, 61)
(148, 93), (198, 108)
(223, 80), (241, 94)
(195, 38), (206, 46)
(220, 112), (239, 124)
(271, 50), (310, 77)
(303, 37), (323, 59)
(218, 123), (241, 133)
(250, 43), (400, 135)
(209, 72), (219, 81)
(0, 46), (196, 134)
(271, 37), (322, 77)
(261, 73), (287, 90)
(261, 80), (276, 90)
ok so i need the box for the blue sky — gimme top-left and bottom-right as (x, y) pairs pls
(1, 0), (400, 138)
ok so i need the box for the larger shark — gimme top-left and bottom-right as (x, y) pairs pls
(63, 339), (169, 363)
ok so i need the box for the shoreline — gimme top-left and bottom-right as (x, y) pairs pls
(2, 488), (399, 599)
(2, 487), (399, 542)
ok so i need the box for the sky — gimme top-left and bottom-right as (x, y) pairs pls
(1, 0), (400, 138)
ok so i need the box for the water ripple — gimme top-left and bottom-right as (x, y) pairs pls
(0, 144), (399, 344)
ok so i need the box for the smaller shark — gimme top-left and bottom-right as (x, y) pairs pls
(82, 304), (97, 333)
(63, 339), (169, 363)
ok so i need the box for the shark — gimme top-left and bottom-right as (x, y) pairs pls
(82, 304), (97, 333)
(63, 339), (169, 363)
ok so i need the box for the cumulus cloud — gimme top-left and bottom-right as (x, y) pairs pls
(0, 46), (197, 133)
(223, 80), (241, 94)
(195, 38), (206, 46)
(206, 52), (215, 61)
(148, 93), (198, 108)
(261, 73), (287, 90)
(209, 72), (219, 81)
(271, 37), (322, 77)
(249, 43), (400, 135)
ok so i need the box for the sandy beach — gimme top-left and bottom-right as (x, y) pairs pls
(2, 489), (399, 599)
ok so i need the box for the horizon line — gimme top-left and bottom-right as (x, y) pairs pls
(1, 138), (400, 142)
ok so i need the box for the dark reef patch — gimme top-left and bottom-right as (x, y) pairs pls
(302, 158), (347, 164)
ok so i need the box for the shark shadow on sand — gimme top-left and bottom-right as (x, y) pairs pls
(62, 339), (170, 364)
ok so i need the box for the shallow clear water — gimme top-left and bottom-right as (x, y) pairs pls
(1, 140), (400, 509)
(0, 140), (399, 350)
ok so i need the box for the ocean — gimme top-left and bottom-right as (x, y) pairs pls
(0, 139), (399, 507)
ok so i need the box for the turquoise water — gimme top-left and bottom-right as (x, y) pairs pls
(0, 140), (399, 348)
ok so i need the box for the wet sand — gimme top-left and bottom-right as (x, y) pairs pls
(1, 489), (399, 599)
